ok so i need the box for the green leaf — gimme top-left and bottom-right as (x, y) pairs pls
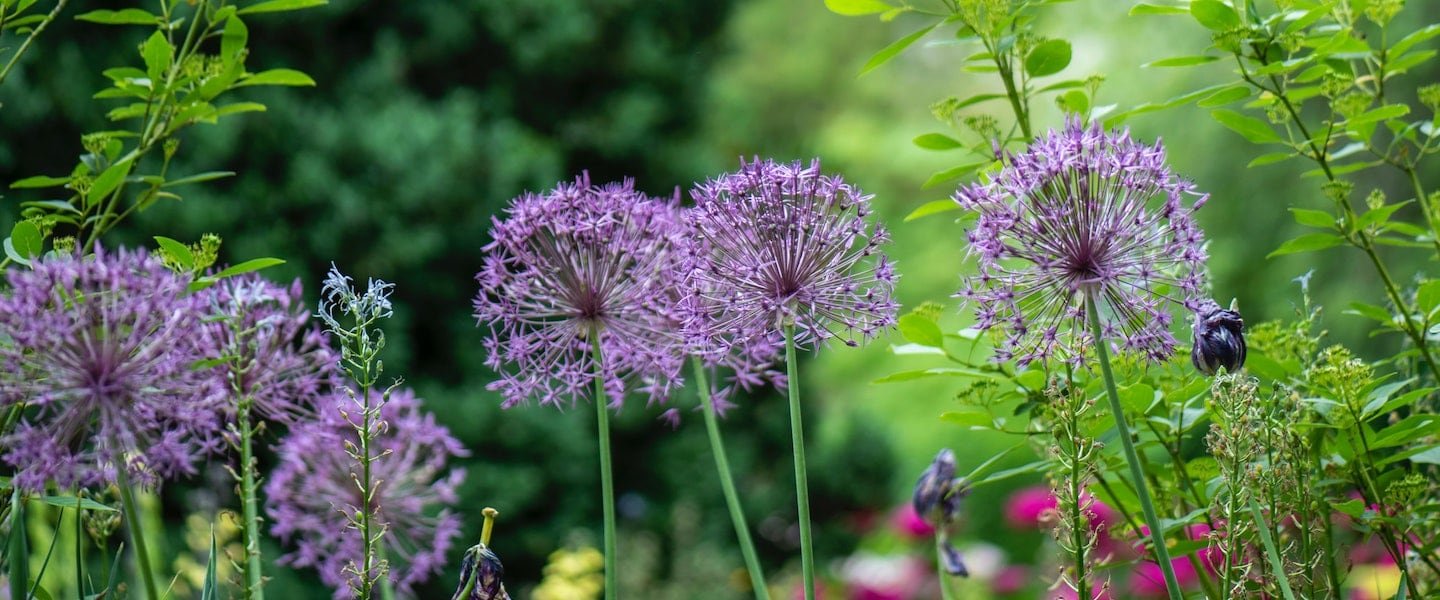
(1406, 445), (1440, 465)
(222, 16), (248, 60)
(1418, 279), (1440, 314)
(1057, 89), (1088, 114)
(1130, 2), (1189, 15)
(75, 8), (157, 25)
(9, 487), (28, 600)
(1119, 383), (1157, 415)
(1356, 200), (1412, 230)
(1191, 0), (1239, 30)
(950, 93), (1005, 109)
(154, 236), (194, 271)
(873, 367), (997, 384)
(824, 0), (893, 16)
(215, 257), (285, 279)
(940, 410), (993, 428)
(898, 313), (944, 347)
(912, 133), (963, 150)
(1346, 104), (1410, 127)
(860, 21), (940, 76)
(162, 171), (236, 188)
(200, 525), (219, 600)
(141, 31), (173, 82)
(1248, 152), (1296, 167)
(1333, 498), (1367, 518)
(1024, 39), (1071, 77)
(904, 199), (960, 222)
(1248, 496), (1299, 600)
(1289, 208), (1336, 229)
(1391, 23), (1440, 57)
(922, 161), (987, 188)
(213, 102), (268, 117)
(35, 496), (118, 512)
(1267, 233), (1345, 257)
(1373, 415), (1440, 449)
(10, 175), (69, 189)
(1143, 55), (1220, 68)
(87, 158), (133, 208)
(236, 68), (316, 87)
(236, 0), (328, 14)
(1345, 301), (1394, 325)
(1212, 109), (1283, 143)
(1197, 85), (1251, 107)
(9, 221), (42, 259)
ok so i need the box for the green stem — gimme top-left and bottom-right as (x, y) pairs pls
(112, 453), (160, 600)
(0, 0), (67, 87)
(359, 379), (376, 600)
(237, 403), (265, 600)
(783, 325), (816, 600)
(691, 358), (771, 600)
(1084, 296), (1182, 600)
(1247, 497), (1297, 600)
(377, 543), (396, 600)
(936, 535), (956, 600)
(592, 335), (618, 600)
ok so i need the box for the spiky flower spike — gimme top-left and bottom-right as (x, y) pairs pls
(954, 119), (1209, 368)
(0, 246), (222, 491)
(473, 173), (688, 409)
(198, 273), (340, 424)
(265, 387), (467, 598)
(685, 158), (899, 353)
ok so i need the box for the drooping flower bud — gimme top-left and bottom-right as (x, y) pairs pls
(452, 544), (509, 600)
(912, 449), (964, 527)
(1191, 300), (1245, 376)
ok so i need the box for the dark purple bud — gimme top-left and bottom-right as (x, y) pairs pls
(1191, 300), (1245, 376)
(453, 544), (509, 600)
(939, 539), (969, 577)
(912, 448), (966, 526)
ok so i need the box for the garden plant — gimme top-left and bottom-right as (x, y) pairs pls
(0, 0), (1438, 599)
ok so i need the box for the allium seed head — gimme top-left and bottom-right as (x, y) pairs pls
(953, 119), (1209, 368)
(685, 158), (899, 355)
(0, 246), (223, 491)
(265, 387), (466, 598)
(198, 274), (340, 424)
(474, 174), (689, 409)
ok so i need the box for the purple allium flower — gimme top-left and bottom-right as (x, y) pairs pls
(265, 387), (466, 598)
(473, 174), (688, 409)
(685, 158), (899, 355)
(198, 274), (340, 424)
(0, 246), (222, 491)
(953, 119), (1209, 367)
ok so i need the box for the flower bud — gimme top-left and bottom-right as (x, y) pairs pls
(939, 539), (969, 577)
(453, 544), (509, 600)
(912, 448), (967, 527)
(1191, 300), (1245, 376)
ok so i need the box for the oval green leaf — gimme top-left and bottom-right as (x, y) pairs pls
(1024, 39), (1071, 77)
(1211, 109), (1283, 144)
(1191, 0), (1239, 30)
(1267, 233), (1345, 258)
(824, 0), (894, 16)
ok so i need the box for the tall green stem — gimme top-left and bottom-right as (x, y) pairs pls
(1084, 296), (1181, 600)
(112, 453), (160, 600)
(358, 378), (377, 600)
(237, 402), (265, 600)
(783, 325), (815, 600)
(592, 336), (618, 600)
(691, 358), (771, 599)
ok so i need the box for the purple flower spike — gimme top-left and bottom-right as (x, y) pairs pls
(265, 387), (467, 598)
(685, 158), (899, 355)
(198, 274), (340, 424)
(0, 246), (223, 491)
(473, 174), (688, 409)
(953, 119), (1209, 368)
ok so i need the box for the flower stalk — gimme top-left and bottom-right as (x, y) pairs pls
(592, 334), (618, 600)
(692, 357), (770, 599)
(236, 398), (265, 600)
(1085, 294), (1181, 600)
(784, 324), (816, 600)
(112, 452), (160, 600)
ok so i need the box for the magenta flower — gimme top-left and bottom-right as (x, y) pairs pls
(198, 274), (339, 424)
(953, 119), (1209, 367)
(473, 174), (688, 409)
(265, 387), (466, 597)
(1004, 485), (1058, 529)
(685, 158), (898, 353)
(0, 246), (222, 491)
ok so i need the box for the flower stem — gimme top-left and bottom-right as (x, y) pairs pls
(783, 325), (816, 600)
(237, 402), (266, 600)
(111, 453), (160, 600)
(591, 335), (618, 600)
(936, 536), (956, 600)
(358, 379), (378, 600)
(691, 358), (771, 600)
(1083, 296), (1181, 600)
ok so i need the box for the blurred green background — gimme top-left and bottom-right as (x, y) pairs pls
(2, 0), (1437, 597)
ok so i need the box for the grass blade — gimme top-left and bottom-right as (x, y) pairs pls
(9, 487), (29, 600)
(1247, 496), (1297, 600)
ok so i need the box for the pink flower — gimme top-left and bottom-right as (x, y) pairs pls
(1005, 486), (1057, 529)
(892, 503), (936, 539)
(992, 565), (1028, 594)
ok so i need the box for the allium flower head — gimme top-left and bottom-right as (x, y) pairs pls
(0, 246), (222, 491)
(473, 174), (688, 409)
(685, 158), (898, 354)
(266, 387), (466, 597)
(954, 119), (1209, 367)
(198, 274), (339, 423)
